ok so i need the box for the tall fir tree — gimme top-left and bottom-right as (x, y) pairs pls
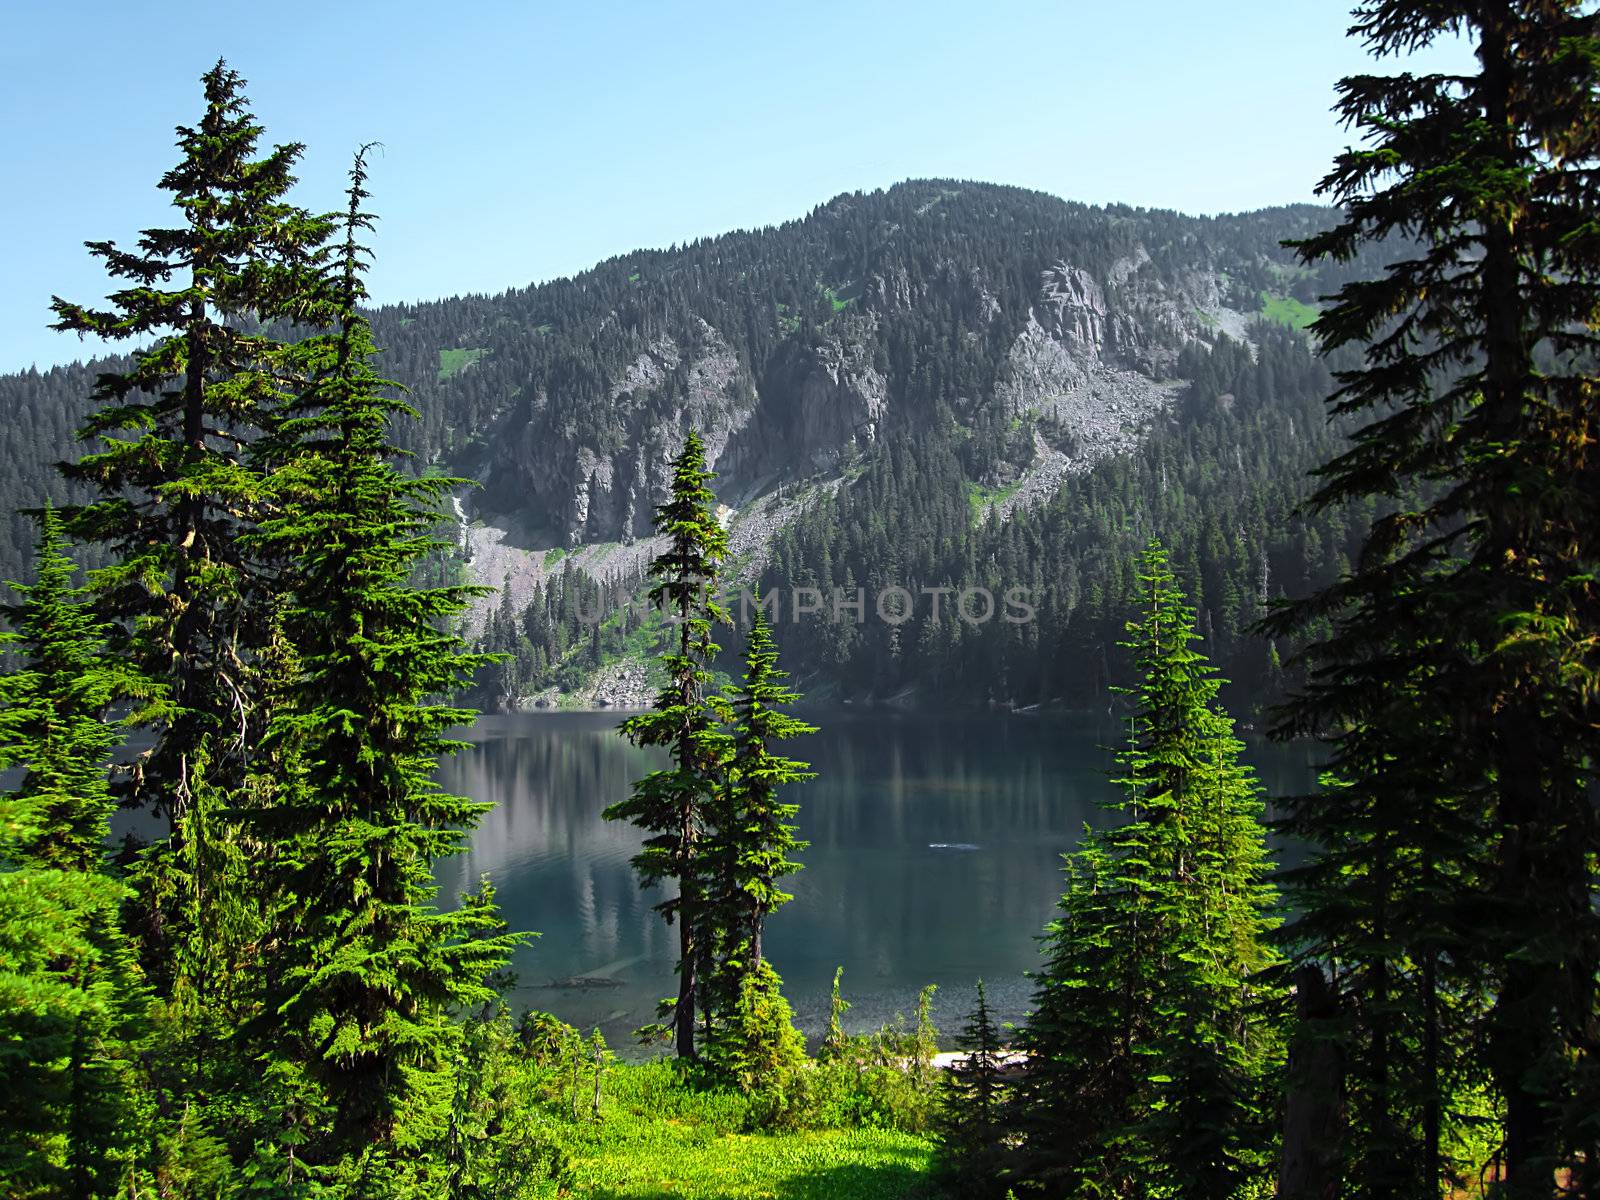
(701, 602), (813, 1024)
(1265, 4), (1600, 1192)
(604, 431), (732, 1059)
(242, 148), (521, 1190)
(48, 61), (332, 1016)
(0, 507), (150, 1197)
(1010, 541), (1282, 1200)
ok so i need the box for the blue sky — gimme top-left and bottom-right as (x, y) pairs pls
(1, 1), (1471, 370)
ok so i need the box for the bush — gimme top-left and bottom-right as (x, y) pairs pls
(778, 975), (943, 1135)
(708, 961), (810, 1129)
(800, 1053), (938, 1133)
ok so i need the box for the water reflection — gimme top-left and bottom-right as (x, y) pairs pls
(436, 710), (1319, 1053)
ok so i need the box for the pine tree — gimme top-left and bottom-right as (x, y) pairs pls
(48, 61), (332, 1015)
(707, 961), (809, 1128)
(604, 431), (731, 1059)
(1011, 541), (1282, 1199)
(242, 148), (522, 1187)
(1010, 834), (1135, 1195)
(701, 603), (813, 1024)
(935, 980), (1010, 1198)
(0, 506), (150, 869)
(1265, 5), (1600, 1192)
(0, 508), (149, 1197)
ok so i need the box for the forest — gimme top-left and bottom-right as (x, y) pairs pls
(3, 2), (1600, 1198)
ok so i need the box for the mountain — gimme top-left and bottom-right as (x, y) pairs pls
(0, 180), (1393, 711)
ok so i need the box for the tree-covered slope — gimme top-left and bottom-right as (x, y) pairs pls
(1, 180), (1388, 709)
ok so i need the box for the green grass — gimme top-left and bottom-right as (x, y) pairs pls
(544, 547), (567, 568)
(437, 346), (488, 381)
(820, 283), (854, 313)
(557, 1127), (933, 1198)
(549, 1061), (935, 1199)
(964, 479), (1021, 524)
(1258, 292), (1319, 331)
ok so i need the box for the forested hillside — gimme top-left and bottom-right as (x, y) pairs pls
(1, 181), (1396, 710)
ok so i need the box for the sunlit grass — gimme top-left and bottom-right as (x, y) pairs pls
(1258, 292), (1319, 330)
(438, 346), (488, 380)
(548, 1061), (935, 1199)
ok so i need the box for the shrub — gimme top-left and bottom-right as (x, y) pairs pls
(708, 962), (810, 1129)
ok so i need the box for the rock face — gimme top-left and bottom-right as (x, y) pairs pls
(488, 319), (756, 547)
(983, 248), (1234, 516)
(519, 657), (654, 712)
(1040, 261), (1108, 356)
(757, 314), (888, 473)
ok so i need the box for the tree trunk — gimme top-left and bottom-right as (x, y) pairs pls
(676, 909), (696, 1059)
(1277, 964), (1343, 1200)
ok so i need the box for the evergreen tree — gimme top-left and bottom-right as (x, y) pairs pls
(48, 60), (332, 1017)
(1266, 4), (1600, 1192)
(242, 148), (521, 1189)
(0, 508), (148, 1197)
(1010, 541), (1282, 1199)
(934, 980), (1010, 1198)
(706, 961), (809, 1129)
(604, 431), (731, 1059)
(0, 506), (150, 868)
(1010, 835), (1131, 1195)
(701, 603), (813, 1023)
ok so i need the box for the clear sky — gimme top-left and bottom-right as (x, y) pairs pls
(0, 1), (1472, 370)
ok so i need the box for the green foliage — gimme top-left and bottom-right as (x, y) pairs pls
(605, 431), (733, 1057)
(49, 58), (330, 847)
(701, 601), (813, 1019)
(821, 966), (851, 1061)
(241, 149), (524, 1184)
(820, 282), (854, 313)
(1008, 542), (1283, 1199)
(549, 1071), (933, 1200)
(933, 981), (1011, 1199)
(798, 980), (944, 1136)
(0, 506), (149, 868)
(707, 961), (810, 1129)
(1257, 291), (1318, 330)
(441, 1007), (573, 1198)
(436, 346), (487, 381)
(1264, 4), (1600, 1193)
(44, 69), (336, 1087)
(431, 1020), (936, 1197)
(0, 508), (149, 1197)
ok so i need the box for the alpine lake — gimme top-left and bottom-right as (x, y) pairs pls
(434, 708), (1320, 1056)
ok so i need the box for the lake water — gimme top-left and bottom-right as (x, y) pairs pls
(434, 709), (1319, 1054)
